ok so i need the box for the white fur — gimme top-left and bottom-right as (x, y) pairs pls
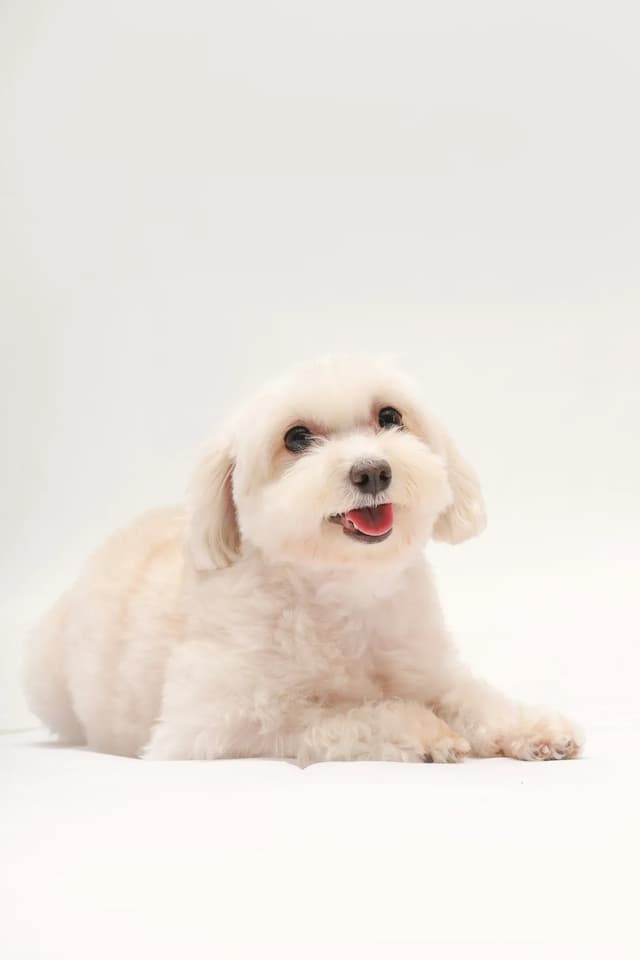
(24, 355), (582, 764)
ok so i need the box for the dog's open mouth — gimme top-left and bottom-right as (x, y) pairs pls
(329, 503), (394, 543)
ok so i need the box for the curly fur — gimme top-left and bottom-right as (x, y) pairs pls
(23, 355), (582, 764)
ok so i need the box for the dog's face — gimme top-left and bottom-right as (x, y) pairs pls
(187, 356), (485, 571)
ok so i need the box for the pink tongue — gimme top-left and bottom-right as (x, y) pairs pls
(345, 503), (394, 535)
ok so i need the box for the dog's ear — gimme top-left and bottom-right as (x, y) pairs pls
(186, 436), (240, 571)
(432, 427), (486, 545)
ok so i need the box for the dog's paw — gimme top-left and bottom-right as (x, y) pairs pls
(407, 707), (470, 763)
(371, 702), (471, 764)
(502, 714), (583, 761)
(423, 733), (471, 764)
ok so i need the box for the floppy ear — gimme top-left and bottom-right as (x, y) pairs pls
(186, 436), (240, 571)
(432, 427), (486, 545)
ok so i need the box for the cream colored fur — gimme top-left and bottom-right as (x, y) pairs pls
(24, 355), (582, 763)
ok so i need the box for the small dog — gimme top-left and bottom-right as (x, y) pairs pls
(24, 355), (582, 763)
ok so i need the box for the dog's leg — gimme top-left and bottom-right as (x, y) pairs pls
(280, 700), (470, 765)
(144, 697), (471, 764)
(142, 640), (473, 763)
(431, 663), (583, 761)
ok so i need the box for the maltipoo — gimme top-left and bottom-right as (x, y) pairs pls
(24, 355), (582, 763)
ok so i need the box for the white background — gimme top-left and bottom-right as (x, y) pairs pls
(1, 2), (639, 957)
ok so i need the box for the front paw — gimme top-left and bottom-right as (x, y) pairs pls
(344, 702), (470, 764)
(423, 733), (471, 763)
(502, 713), (583, 761)
(402, 705), (470, 763)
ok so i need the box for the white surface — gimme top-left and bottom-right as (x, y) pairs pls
(1, 726), (638, 959)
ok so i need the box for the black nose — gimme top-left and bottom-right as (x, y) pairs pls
(349, 459), (392, 495)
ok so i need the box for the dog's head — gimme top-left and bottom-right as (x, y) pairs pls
(187, 356), (485, 571)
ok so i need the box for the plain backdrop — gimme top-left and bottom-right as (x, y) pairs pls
(1, 2), (639, 957)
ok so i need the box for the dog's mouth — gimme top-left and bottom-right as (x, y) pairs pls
(329, 503), (394, 543)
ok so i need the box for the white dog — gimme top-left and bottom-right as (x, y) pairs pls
(24, 355), (582, 764)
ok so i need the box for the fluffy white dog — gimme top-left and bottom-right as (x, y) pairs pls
(24, 355), (582, 764)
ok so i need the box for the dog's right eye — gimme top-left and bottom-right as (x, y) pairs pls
(284, 425), (315, 453)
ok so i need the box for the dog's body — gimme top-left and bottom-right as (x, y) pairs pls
(25, 356), (581, 763)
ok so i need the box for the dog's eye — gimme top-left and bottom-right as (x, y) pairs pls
(284, 425), (315, 453)
(378, 407), (403, 429)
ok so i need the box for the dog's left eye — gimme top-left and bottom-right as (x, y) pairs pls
(284, 425), (315, 453)
(378, 407), (403, 428)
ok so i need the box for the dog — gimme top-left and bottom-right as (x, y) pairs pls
(24, 355), (582, 763)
